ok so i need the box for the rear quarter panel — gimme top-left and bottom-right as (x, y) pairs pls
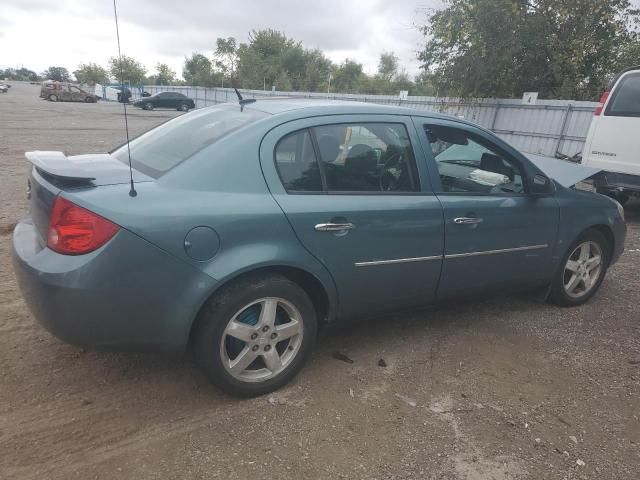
(62, 123), (339, 325)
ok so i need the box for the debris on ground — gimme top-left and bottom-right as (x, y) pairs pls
(377, 358), (387, 367)
(395, 393), (417, 407)
(331, 352), (354, 364)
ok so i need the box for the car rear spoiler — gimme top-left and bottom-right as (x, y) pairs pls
(25, 151), (96, 182)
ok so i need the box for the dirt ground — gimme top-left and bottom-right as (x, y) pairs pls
(0, 83), (639, 480)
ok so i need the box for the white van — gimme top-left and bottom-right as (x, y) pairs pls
(582, 66), (640, 205)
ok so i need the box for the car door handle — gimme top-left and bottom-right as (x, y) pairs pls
(315, 222), (354, 232)
(454, 217), (483, 225)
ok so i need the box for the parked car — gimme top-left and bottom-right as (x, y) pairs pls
(0, 84), (8, 93)
(41, 82), (99, 103)
(12, 100), (626, 397)
(133, 91), (195, 111)
(582, 65), (640, 205)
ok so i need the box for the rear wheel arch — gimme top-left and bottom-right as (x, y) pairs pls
(188, 265), (334, 346)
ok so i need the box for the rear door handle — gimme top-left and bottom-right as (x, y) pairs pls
(315, 222), (354, 232)
(454, 217), (483, 225)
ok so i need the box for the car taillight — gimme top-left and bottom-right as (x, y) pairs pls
(594, 91), (609, 115)
(47, 196), (119, 255)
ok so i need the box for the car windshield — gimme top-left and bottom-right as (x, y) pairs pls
(112, 105), (268, 178)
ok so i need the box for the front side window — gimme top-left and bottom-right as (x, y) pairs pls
(112, 105), (268, 177)
(316, 123), (419, 192)
(425, 125), (525, 194)
(607, 73), (640, 117)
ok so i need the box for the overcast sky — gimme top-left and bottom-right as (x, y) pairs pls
(0, 0), (441, 80)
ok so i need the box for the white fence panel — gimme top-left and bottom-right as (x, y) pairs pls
(140, 85), (599, 157)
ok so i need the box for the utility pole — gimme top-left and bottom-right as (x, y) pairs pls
(327, 73), (331, 94)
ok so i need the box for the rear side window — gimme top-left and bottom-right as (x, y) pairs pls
(275, 130), (322, 192)
(274, 123), (420, 193)
(606, 73), (640, 117)
(111, 105), (268, 178)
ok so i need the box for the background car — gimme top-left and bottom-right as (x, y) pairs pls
(41, 82), (100, 103)
(582, 65), (640, 205)
(12, 100), (626, 397)
(0, 84), (8, 93)
(133, 91), (195, 111)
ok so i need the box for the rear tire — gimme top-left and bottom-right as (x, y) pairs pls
(143, 102), (154, 110)
(194, 275), (317, 397)
(48, 94), (58, 102)
(548, 229), (610, 307)
(178, 102), (190, 112)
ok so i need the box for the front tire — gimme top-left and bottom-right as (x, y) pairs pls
(143, 102), (154, 110)
(194, 275), (317, 397)
(548, 229), (610, 306)
(48, 94), (58, 102)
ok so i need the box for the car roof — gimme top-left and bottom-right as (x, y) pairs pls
(243, 97), (454, 121)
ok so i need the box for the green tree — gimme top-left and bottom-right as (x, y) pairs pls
(302, 49), (333, 91)
(108, 55), (147, 84)
(1, 68), (41, 81)
(214, 37), (238, 80)
(183, 53), (220, 87)
(73, 63), (109, 85)
(153, 63), (176, 85)
(42, 66), (70, 82)
(377, 52), (399, 82)
(331, 59), (363, 93)
(236, 29), (305, 90)
(418, 0), (640, 100)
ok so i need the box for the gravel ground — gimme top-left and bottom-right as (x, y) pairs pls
(1, 83), (639, 480)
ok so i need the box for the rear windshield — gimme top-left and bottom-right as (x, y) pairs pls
(606, 73), (640, 117)
(112, 105), (268, 177)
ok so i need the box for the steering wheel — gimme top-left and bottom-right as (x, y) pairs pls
(379, 152), (404, 191)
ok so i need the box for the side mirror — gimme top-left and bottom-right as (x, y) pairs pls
(529, 174), (555, 196)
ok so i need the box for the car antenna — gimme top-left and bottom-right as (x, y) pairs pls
(112, 0), (137, 197)
(232, 81), (256, 111)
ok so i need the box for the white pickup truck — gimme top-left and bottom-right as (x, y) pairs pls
(582, 66), (640, 205)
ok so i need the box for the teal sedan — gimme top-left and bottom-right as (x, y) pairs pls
(12, 99), (626, 396)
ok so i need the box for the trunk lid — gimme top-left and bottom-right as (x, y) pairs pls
(26, 151), (152, 243)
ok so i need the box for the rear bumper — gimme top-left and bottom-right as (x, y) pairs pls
(12, 217), (217, 350)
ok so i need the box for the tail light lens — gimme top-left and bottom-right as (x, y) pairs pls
(594, 91), (609, 115)
(47, 196), (119, 255)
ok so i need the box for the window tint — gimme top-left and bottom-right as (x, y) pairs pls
(607, 73), (640, 117)
(274, 130), (322, 192)
(111, 105), (268, 178)
(313, 123), (419, 192)
(425, 126), (525, 194)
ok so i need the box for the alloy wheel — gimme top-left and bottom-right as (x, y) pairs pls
(563, 241), (603, 299)
(219, 297), (304, 383)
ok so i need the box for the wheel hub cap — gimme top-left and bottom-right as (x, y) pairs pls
(220, 297), (304, 383)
